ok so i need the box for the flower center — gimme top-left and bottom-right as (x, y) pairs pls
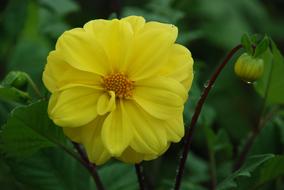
(103, 73), (134, 98)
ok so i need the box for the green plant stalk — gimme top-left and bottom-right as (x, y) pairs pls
(173, 45), (243, 190)
(24, 73), (43, 98)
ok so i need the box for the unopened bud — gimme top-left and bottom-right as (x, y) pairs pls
(2, 71), (28, 90)
(234, 53), (264, 83)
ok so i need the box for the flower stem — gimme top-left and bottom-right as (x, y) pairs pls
(24, 73), (43, 99)
(173, 44), (242, 190)
(73, 142), (105, 190)
(135, 163), (146, 190)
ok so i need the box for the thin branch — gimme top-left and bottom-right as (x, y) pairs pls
(173, 45), (243, 190)
(73, 142), (105, 190)
(135, 164), (146, 190)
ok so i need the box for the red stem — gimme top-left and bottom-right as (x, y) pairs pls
(73, 142), (105, 190)
(173, 45), (242, 190)
(135, 164), (146, 190)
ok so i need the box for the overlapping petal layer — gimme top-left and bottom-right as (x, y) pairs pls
(43, 16), (194, 165)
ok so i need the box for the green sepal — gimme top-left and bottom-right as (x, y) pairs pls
(241, 33), (253, 55)
(254, 36), (269, 58)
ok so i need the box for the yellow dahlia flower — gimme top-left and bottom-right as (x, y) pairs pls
(43, 16), (194, 165)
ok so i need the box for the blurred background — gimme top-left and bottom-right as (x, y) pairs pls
(0, 0), (284, 189)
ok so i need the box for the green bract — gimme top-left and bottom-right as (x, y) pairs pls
(234, 53), (264, 83)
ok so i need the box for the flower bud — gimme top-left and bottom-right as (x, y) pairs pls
(234, 53), (264, 83)
(3, 71), (28, 90)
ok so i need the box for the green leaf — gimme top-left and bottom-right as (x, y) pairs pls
(186, 152), (209, 183)
(39, 0), (79, 16)
(214, 130), (232, 153)
(1, 101), (66, 157)
(241, 34), (253, 55)
(256, 155), (284, 186)
(160, 179), (207, 190)
(217, 154), (275, 190)
(0, 157), (28, 190)
(254, 36), (269, 58)
(99, 162), (138, 190)
(6, 147), (137, 190)
(7, 148), (96, 190)
(0, 85), (30, 104)
(254, 40), (284, 104)
(203, 127), (233, 159)
(236, 155), (284, 189)
(2, 0), (28, 38)
(7, 38), (50, 83)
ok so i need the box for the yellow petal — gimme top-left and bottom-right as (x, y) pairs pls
(81, 116), (111, 165)
(123, 101), (168, 155)
(164, 115), (184, 142)
(118, 146), (168, 163)
(133, 77), (186, 119)
(125, 22), (178, 80)
(48, 86), (100, 127)
(63, 127), (82, 143)
(55, 28), (110, 75)
(118, 147), (145, 164)
(162, 44), (194, 90)
(84, 19), (134, 72)
(97, 91), (116, 115)
(43, 51), (70, 92)
(43, 51), (103, 93)
(101, 100), (133, 156)
(121, 16), (145, 33)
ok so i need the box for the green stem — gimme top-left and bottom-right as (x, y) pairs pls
(24, 73), (43, 98)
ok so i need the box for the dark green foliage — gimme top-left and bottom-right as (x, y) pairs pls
(254, 40), (284, 104)
(0, 0), (284, 189)
(1, 101), (66, 157)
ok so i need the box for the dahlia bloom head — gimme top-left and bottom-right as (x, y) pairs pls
(43, 16), (194, 165)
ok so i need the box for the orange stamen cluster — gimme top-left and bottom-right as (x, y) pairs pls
(103, 73), (134, 98)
